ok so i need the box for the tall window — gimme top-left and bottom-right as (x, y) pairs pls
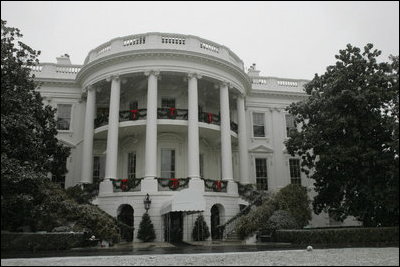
(255, 158), (268, 190)
(161, 98), (175, 108)
(253, 112), (265, 137)
(289, 158), (301, 185)
(161, 149), (175, 178)
(57, 104), (72, 130)
(199, 154), (204, 178)
(93, 156), (105, 182)
(127, 152), (136, 179)
(285, 114), (296, 137)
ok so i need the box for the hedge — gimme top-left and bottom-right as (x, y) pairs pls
(1, 232), (87, 252)
(275, 227), (399, 245)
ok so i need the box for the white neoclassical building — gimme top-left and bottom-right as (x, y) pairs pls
(33, 33), (359, 242)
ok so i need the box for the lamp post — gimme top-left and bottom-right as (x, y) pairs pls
(144, 193), (151, 213)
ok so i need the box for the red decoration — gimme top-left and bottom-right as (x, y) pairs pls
(214, 180), (222, 192)
(207, 113), (213, 123)
(169, 178), (179, 189)
(121, 179), (128, 191)
(130, 109), (139, 120)
(168, 107), (176, 118)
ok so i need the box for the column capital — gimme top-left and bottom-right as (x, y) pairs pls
(144, 70), (160, 78)
(187, 72), (202, 80)
(214, 80), (231, 89)
(106, 74), (120, 82)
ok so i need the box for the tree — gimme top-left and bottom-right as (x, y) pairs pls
(1, 19), (70, 230)
(285, 43), (399, 227)
(137, 213), (156, 242)
(192, 214), (210, 241)
(273, 184), (312, 228)
(1, 21), (121, 244)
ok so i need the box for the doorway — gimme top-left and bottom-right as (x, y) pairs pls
(117, 204), (134, 242)
(164, 212), (183, 243)
(211, 205), (223, 240)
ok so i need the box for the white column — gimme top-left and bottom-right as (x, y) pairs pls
(237, 95), (250, 184)
(188, 73), (204, 191)
(219, 82), (237, 194)
(142, 70), (159, 192)
(81, 86), (96, 184)
(100, 75), (120, 194)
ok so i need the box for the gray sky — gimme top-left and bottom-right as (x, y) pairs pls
(1, 1), (399, 79)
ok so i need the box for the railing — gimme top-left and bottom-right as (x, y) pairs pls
(157, 108), (188, 120)
(123, 36), (146, 46)
(200, 41), (219, 53)
(157, 177), (190, 191)
(199, 112), (220, 126)
(111, 177), (143, 192)
(119, 109), (148, 122)
(56, 66), (81, 74)
(161, 36), (186, 45)
(216, 188), (269, 240)
(203, 178), (228, 193)
(94, 108), (237, 133)
(83, 33), (244, 70)
(251, 76), (309, 92)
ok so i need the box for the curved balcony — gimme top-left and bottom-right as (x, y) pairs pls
(94, 108), (238, 133)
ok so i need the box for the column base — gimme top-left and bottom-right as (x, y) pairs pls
(141, 177), (158, 193)
(99, 180), (113, 195)
(189, 177), (204, 192)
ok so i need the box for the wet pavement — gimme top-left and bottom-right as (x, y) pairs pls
(1, 241), (296, 259)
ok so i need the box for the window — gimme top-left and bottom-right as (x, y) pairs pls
(127, 152), (136, 179)
(289, 158), (301, 185)
(253, 112), (265, 137)
(199, 154), (204, 178)
(161, 98), (175, 108)
(57, 104), (72, 130)
(285, 114), (296, 137)
(129, 101), (138, 110)
(93, 156), (105, 182)
(161, 149), (175, 178)
(255, 158), (268, 190)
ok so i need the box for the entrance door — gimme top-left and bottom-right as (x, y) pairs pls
(117, 205), (134, 242)
(164, 212), (183, 243)
(211, 205), (221, 240)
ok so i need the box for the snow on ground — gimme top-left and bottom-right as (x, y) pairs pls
(1, 247), (399, 266)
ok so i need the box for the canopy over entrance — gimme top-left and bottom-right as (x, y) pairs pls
(160, 189), (206, 215)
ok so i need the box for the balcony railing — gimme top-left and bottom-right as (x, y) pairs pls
(203, 178), (228, 193)
(111, 177), (143, 192)
(157, 108), (188, 120)
(157, 177), (190, 191)
(94, 108), (238, 133)
(120, 109), (148, 122)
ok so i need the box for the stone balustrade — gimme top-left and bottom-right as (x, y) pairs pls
(251, 76), (309, 93)
(83, 32), (244, 70)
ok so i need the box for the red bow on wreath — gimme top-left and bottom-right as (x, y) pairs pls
(168, 107), (176, 117)
(121, 179), (128, 191)
(169, 178), (179, 189)
(214, 180), (222, 192)
(130, 109), (139, 120)
(207, 113), (213, 123)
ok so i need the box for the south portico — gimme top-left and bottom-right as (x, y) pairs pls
(80, 69), (250, 196)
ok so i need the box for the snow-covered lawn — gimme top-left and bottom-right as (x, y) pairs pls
(1, 247), (399, 266)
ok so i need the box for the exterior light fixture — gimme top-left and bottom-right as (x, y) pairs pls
(144, 193), (151, 213)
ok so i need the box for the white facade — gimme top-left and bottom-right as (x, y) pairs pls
(33, 33), (359, 242)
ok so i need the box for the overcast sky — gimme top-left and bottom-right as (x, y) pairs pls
(1, 1), (399, 79)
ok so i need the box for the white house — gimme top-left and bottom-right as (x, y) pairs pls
(32, 32), (359, 242)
